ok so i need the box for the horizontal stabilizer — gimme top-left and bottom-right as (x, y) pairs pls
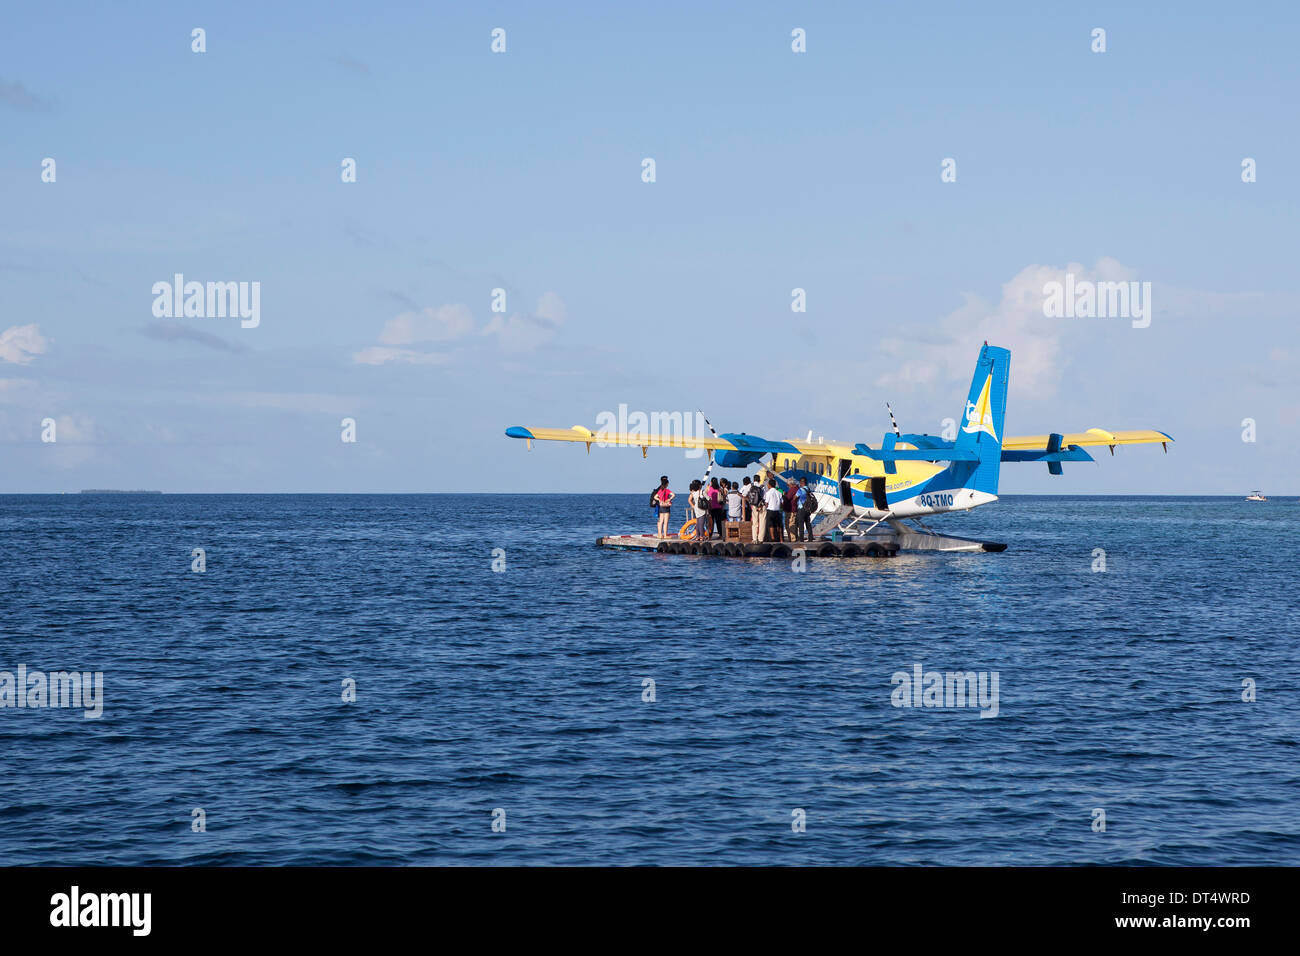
(898, 433), (955, 450)
(1000, 443), (1095, 473)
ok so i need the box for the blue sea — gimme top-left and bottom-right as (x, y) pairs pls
(1, 494), (1297, 866)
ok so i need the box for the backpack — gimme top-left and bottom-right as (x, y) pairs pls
(650, 488), (661, 508)
(804, 490), (817, 511)
(746, 486), (762, 508)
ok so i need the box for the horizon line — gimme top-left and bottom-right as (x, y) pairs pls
(1, 492), (1291, 499)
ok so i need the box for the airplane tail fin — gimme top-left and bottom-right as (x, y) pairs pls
(949, 344), (1010, 495)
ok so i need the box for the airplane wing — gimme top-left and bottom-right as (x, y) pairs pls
(1002, 428), (1173, 451)
(505, 423), (1172, 473)
(877, 427), (1173, 475)
(505, 425), (734, 452)
(504, 425), (832, 462)
(999, 428), (1172, 475)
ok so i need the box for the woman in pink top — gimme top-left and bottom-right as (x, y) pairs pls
(654, 475), (675, 538)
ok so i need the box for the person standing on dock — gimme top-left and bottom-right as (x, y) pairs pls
(654, 476), (675, 538)
(727, 481), (743, 532)
(690, 480), (709, 540)
(748, 477), (765, 541)
(708, 478), (726, 539)
(764, 478), (784, 542)
(781, 480), (798, 538)
(794, 477), (813, 541)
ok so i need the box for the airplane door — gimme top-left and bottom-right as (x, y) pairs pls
(870, 477), (889, 511)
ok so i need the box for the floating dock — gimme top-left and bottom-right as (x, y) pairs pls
(597, 534), (900, 558)
(597, 526), (1007, 557)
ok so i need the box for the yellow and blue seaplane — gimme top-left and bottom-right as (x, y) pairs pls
(506, 343), (1172, 553)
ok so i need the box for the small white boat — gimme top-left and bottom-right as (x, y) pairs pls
(1245, 490), (1267, 501)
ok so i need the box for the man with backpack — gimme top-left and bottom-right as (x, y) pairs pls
(689, 480), (710, 540)
(781, 480), (799, 539)
(747, 477), (765, 541)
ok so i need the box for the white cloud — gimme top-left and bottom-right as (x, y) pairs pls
(353, 303), (474, 366)
(355, 293), (566, 365)
(52, 414), (95, 443)
(482, 292), (566, 352)
(875, 258), (1139, 400)
(351, 346), (451, 366)
(0, 324), (48, 364)
(378, 305), (475, 345)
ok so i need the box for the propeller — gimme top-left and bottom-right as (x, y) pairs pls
(879, 403), (904, 475)
(678, 409), (726, 529)
(886, 402), (902, 439)
(697, 408), (721, 486)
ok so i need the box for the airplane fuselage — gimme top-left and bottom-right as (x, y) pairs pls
(758, 450), (996, 522)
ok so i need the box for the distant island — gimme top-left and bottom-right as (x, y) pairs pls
(79, 489), (163, 494)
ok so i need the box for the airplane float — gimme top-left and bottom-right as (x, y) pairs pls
(505, 343), (1172, 553)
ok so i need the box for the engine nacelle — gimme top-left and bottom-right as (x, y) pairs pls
(714, 449), (766, 468)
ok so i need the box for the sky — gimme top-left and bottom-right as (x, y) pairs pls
(2, 1), (1297, 493)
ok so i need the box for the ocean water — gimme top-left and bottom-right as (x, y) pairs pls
(1, 493), (1297, 866)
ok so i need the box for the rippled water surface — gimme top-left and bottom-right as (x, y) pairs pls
(1, 494), (1297, 865)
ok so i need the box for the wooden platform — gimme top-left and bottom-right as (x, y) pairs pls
(596, 534), (899, 559)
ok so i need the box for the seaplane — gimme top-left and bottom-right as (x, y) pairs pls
(505, 343), (1173, 553)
